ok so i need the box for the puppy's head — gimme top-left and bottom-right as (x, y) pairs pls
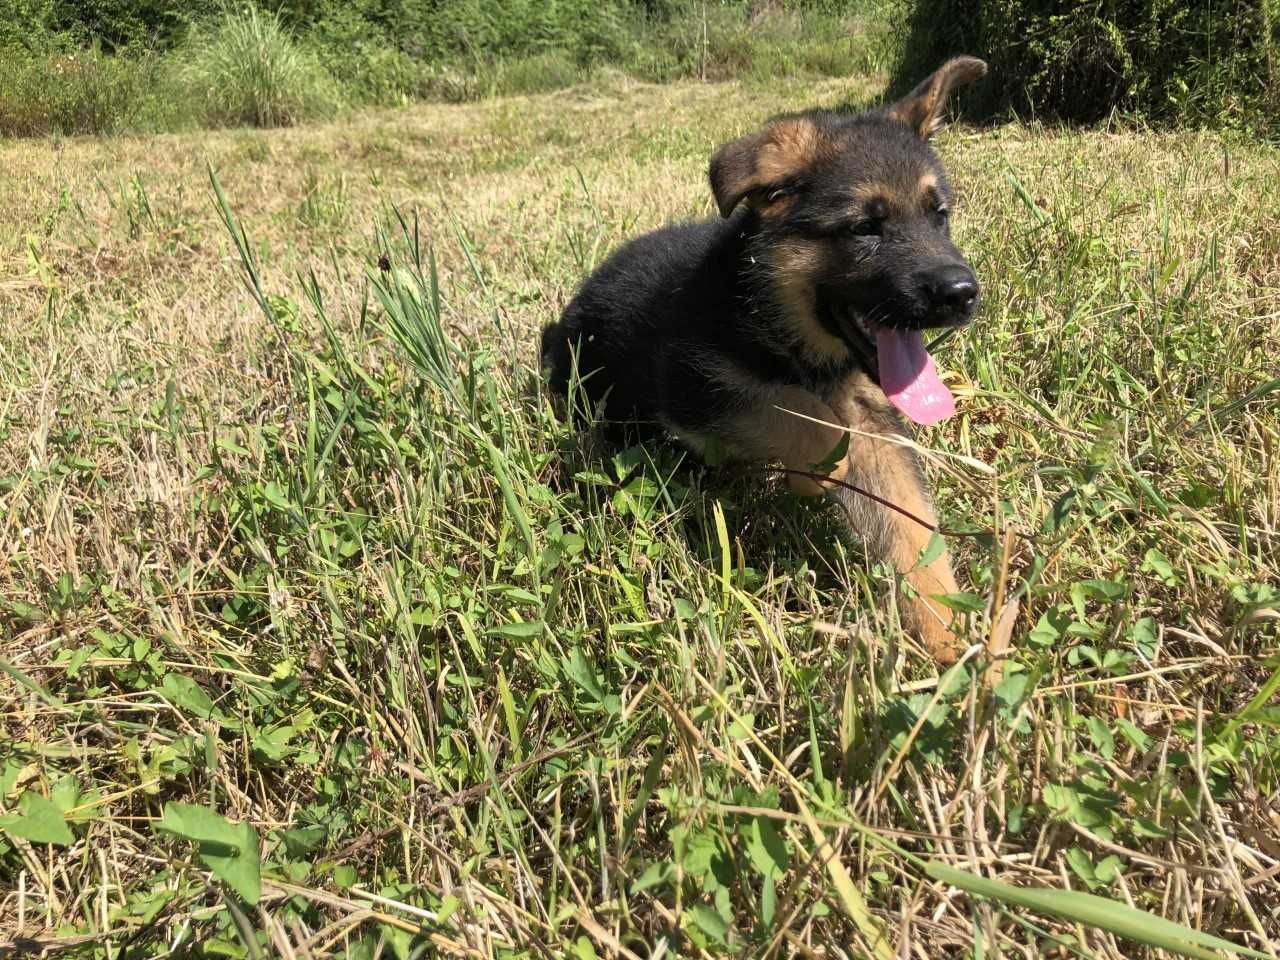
(708, 57), (987, 422)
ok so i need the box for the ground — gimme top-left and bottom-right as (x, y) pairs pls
(1, 74), (1278, 959)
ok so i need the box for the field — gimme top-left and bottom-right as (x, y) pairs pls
(1, 70), (1279, 958)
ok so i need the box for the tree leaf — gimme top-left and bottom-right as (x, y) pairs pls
(631, 860), (673, 893)
(688, 904), (728, 943)
(280, 824), (326, 858)
(916, 531), (946, 570)
(161, 674), (218, 719)
(564, 647), (605, 702)
(487, 620), (544, 639)
(201, 820), (261, 906)
(251, 724), (297, 762)
(159, 802), (240, 847)
(681, 829), (718, 878)
(813, 432), (849, 474)
(760, 873), (777, 930)
(932, 591), (987, 614)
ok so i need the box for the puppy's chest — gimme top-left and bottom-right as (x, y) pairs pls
(708, 309), (860, 392)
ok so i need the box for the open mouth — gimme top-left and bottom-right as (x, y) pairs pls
(841, 310), (956, 427)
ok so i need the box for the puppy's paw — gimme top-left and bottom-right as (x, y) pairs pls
(909, 598), (965, 666)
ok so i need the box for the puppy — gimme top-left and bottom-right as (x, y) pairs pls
(541, 58), (987, 663)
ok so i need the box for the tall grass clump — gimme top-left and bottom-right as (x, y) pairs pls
(0, 45), (183, 136)
(183, 6), (339, 128)
(607, 2), (898, 86)
(893, 0), (1280, 133)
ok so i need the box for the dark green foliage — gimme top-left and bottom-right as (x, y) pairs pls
(893, 0), (1280, 132)
(294, 0), (642, 102)
(0, 0), (221, 51)
(0, 0), (57, 49)
(278, 0), (635, 61)
(5, 0), (1275, 136)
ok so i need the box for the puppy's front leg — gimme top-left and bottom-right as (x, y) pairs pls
(828, 450), (962, 663)
(828, 374), (964, 664)
(677, 379), (963, 664)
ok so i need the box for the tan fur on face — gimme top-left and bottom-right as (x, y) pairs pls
(843, 178), (935, 217)
(849, 181), (892, 206)
(768, 239), (851, 367)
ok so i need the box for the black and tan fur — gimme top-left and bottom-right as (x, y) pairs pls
(540, 58), (987, 663)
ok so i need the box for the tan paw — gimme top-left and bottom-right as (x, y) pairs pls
(909, 598), (964, 666)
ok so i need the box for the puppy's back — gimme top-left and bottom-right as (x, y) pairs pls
(541, 217), (732, 422)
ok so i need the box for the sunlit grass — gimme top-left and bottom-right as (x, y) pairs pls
(0, 77), (1277, 957)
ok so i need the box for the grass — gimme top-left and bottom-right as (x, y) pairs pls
(0, 46), (178, 137)
(182, 7), (340, 129)
(0, 3), (899, 136)
(0, 74), (1278, 958)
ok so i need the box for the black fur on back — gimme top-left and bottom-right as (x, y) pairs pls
(540, 209), (816, 437)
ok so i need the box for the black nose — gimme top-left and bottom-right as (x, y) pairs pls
(922, 265), (979, 318)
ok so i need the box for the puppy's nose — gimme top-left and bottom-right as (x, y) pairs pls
(923, 265), (979, 317)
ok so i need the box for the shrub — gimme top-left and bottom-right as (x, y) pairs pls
(0, 0), (58, 50)
(0, 45), (180, 136)
(406, 0), (637, 67)
(182, 7), (339, 128)
(892, 0), (1280, 132)
(624, 3), (897, 84)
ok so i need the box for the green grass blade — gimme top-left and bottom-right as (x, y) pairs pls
(925, 862), (1270, 959)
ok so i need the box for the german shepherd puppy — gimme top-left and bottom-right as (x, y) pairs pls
(541, 58), (987, 664)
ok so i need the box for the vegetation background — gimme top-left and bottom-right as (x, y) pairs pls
(1, 1), (1278, 959)
(1, 0), (1277, 136)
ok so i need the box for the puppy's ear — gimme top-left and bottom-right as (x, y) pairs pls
(709, 119), (820, 218)
(885, 56), (986, 139)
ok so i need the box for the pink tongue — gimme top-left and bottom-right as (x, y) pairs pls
(875, 328), (955, 426)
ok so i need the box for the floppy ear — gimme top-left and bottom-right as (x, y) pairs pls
(709, 119), (820, 218)
(885, 56), (987, 139)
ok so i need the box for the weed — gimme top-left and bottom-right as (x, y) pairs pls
(0, 45), (174, 136)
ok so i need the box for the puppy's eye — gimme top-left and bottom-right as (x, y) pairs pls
(848, 218), (883, 238)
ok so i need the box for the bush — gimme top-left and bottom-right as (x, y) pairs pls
(625, 3), (898, 83)
(0, 45), (184, 136)
(0, 0), (223, 51)
(396, 0), (634, 64)
(893, 0), (1280, 132)
(182, 7), (339, 128)
(278, 0), (641, 65)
